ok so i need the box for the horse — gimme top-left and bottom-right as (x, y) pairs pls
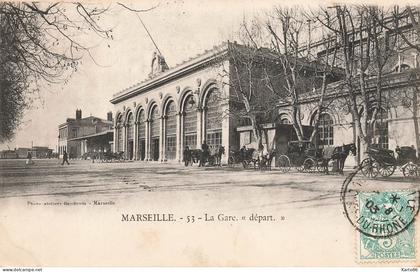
(322, 143), (356, 175)
(190, 146), (225, 167)
(213, 146), (225, 167)
(189, 149), (202, 165)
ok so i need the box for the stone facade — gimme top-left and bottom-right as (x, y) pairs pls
(111, 43), (237, 163)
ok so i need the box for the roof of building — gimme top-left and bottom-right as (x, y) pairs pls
(67, 130), (113, 142)
(110, 41), (346, 104)
(110, 42), (230, 104)
(59, 116), (112, 128)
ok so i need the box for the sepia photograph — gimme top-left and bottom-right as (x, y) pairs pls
(0, 0), (419, 268)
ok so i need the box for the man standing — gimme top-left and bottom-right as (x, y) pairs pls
(26, 152), (34, 165)
(183, 146), (191, 167)
(62, 151), (70, 165)
(199, 140), (209, 167)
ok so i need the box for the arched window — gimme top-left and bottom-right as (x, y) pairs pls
(115, 114), (124, 152)
(183, 95), (197, 149)
(137, 110), (146, 160)
(165, 101), (177, 160)
(127, 113), (134, 141)
(150, 105), (160, 161)
(368, 109), (389, 149)
(126, 112), (134, 159)
(317, 113), (334, 147)
(278, 114), (291, 124)
(205, 89), (222, 153)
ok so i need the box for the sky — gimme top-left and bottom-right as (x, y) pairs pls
(5, 0), (388, 151)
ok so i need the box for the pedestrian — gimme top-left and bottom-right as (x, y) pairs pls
(240, 145), (247, 161)
(183, 146), (191, 166)
(395, 145), (401, 159)
(26, 152), (34, 165)
(199, 140), (209, 167)
(62, 151), (70, 165)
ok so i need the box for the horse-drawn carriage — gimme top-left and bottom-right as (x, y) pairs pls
(228, 147), (274, 170)
(228, 148), (256, 168)
(276, 140), (355, 174)
(187, 146), (225, 167)
(360, 145), (419, 178)
(102, 151), (125, 162)
(277, 141), (324, 173)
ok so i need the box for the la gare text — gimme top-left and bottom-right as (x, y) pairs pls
(121, 213), (280, 223)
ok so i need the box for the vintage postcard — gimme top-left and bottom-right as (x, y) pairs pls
(0, 0), (419, 267)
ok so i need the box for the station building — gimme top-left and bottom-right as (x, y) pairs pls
(110, 43), (237, 162)
(111, 36), (420, 165)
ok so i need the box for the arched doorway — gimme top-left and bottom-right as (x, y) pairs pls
(116, 114), (124, 152)
(150, 105), (160, 161)
(204, 88), (222, 154)
(137, 109), (146, 160)
(165, 100), (177, 160)
(126, 112), (134, 160)
(278, 113), (291, 124)
(183, 95), (197, 149)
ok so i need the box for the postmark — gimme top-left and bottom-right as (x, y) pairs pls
(341, 171), (419, 239)
(357, 191), (417, 238)
(340, 170), (419, 262)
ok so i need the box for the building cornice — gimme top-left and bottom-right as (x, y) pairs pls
(110, 43), (229, 104)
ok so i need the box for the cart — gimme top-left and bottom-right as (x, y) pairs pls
(360, 146), (419, 178)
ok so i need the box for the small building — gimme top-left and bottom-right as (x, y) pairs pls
(58, 110), (113, 158)
(16, 148), (31, 159)
(31, 146), (53, 158)
(0, 150), (18, 159)
(67, 129), (114, 159)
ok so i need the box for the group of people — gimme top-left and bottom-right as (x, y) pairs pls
(183, 140), (211, 167)
(25, 151), (70, 166)
(183, 140), (225, 167)
(240, 144), (269, 162)
(395, 145), (418, 160)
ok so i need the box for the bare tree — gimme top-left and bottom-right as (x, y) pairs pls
(0, 2), (155, 142)
(266, 7), (341, 145)
(219, 18), (282, 149)
(314, 5), (402, 156)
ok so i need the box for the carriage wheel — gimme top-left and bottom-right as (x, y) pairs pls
(325, 160), (334, 173)
(228, 156), (234, 167)
(303, 158), (316, 173)
(278, 155), (291, 173)
(379, 164), (396, 177)
(242, 160), (249, 169)
(360, 158), (378, 178)
(296, 165), (304, 172)
(253, 160), (260, 170)
(316, 160), (326, 173)
(403, 163), (418, 178)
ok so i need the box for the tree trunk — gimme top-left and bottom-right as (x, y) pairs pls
(413, 84), (420, 157)
(250, 115), (263, 148)
(291, 105), (304, 141)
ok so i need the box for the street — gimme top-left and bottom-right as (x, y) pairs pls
(0, 159), (418, 266)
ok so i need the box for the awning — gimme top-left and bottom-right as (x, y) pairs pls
(68, 130), (113, 141)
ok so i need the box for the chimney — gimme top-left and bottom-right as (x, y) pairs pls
(76, 109), (82, 120)
(107, 111), (113, 122)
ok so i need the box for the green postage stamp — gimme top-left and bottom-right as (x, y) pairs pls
(357, 191), (417, 261)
